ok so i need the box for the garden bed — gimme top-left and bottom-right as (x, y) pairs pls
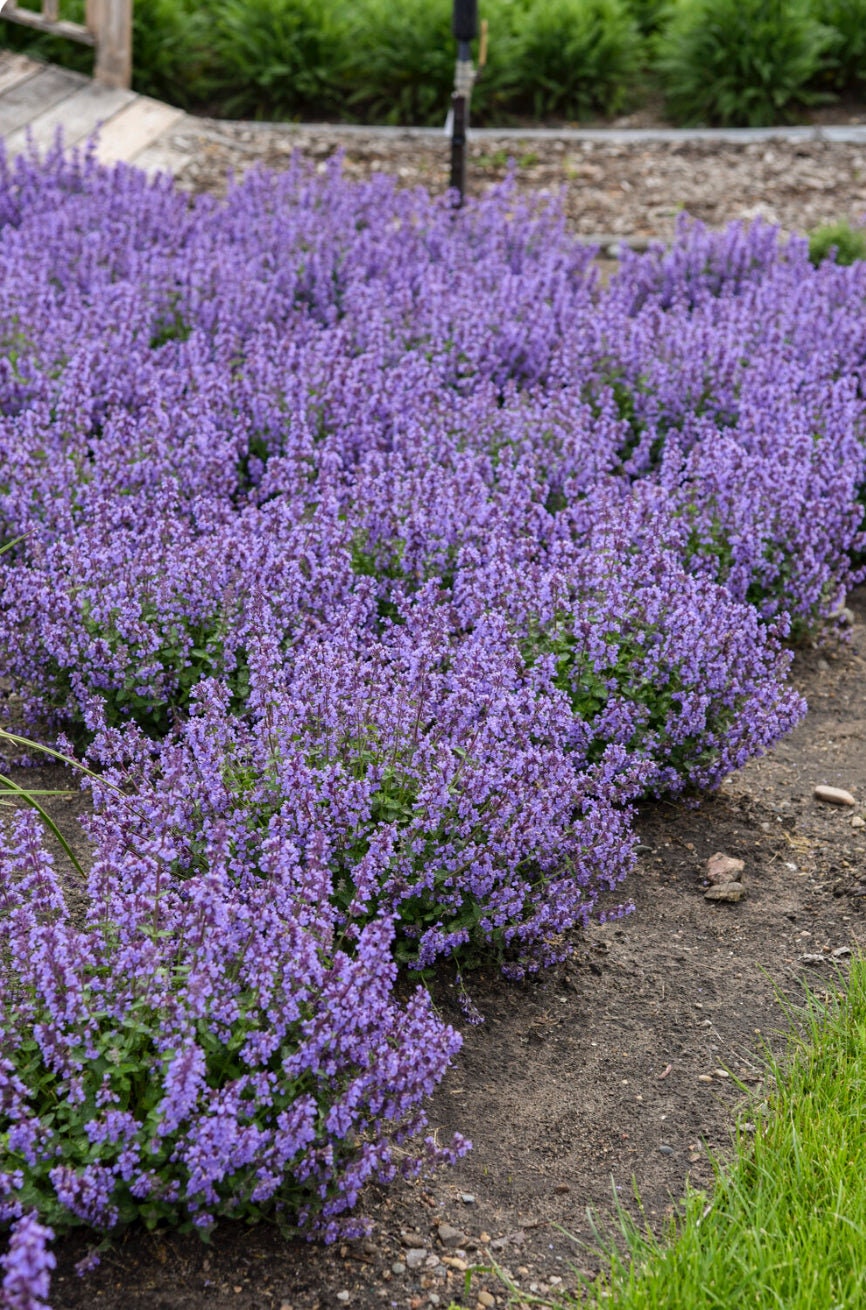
(20, 595), (866, 1309)
(2, 142), (866, 1308)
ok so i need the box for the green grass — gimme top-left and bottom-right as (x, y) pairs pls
(557, 958), (866, 1309)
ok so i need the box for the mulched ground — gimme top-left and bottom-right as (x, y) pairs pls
(19, 594), (862, 1310)
(165, 120), (866, 246)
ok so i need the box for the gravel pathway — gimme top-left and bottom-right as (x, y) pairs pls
(164, 119), (866, 245)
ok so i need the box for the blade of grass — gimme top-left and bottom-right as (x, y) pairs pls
(0, 770), (85, 877)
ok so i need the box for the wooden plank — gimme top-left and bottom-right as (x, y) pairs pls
(0, 54), (43, 97)
(0, 65), (86, 137)
(89, 0), (132, 88)
(94, 97), (185, 164)
(4, 81), (134, 157)
(129, 140), (191, 179)
(2, 9), (94, 44)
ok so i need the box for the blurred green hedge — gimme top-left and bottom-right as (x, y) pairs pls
(1, 0), (861, 127)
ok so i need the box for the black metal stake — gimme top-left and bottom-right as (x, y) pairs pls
(450, 1), (478, 203)
(450, 86), (468, 201)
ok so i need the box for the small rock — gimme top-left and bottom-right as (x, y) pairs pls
(706, 852), (745, 884)
(428, 1297), (440, 1307)
(554, 1183), (570, 1194)
(802, 953), (828, 965)
(391, 1262), (406, 1276)
(814, 785), (856, 807)
(852, 816), (865, 829)
(832, 946), (853, 958)
(437, 1224), (466, 1248)
(713, 1068), (730, 1078)
(479, 1231), (491, 1244)
(697, 1074), (714, 1083)
(658, 1145), (674, 1156)
(477, 1293), (496, 1309)
(443, 1257), (467, 1272)
(406, 1249), (427, 1270)
(460, 1193), (476, 1205)
(704, 883), (745, 902)
(549, 1277), (563, 1288)
(337, 1295), (350, 1306)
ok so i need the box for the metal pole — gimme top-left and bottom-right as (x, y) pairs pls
(450, 1), (478, 203)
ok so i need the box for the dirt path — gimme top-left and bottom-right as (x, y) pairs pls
(37, 590), (866, 1309)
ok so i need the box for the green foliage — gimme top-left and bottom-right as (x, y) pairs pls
(809, 219), (866, 265)
(812, 0), (866, 92)
(506, 0), (643, 120)
(572, 959), (866, 1309)
(202, 0), (350, 121)
(131, 0), (211, 107)
(338, 0), (456, 126)
(623, 0), (668, 36)
(655, 0), (833, 126)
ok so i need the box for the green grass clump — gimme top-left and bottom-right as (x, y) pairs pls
(809, 220), (866, 265)
(655, 0), (833, 126)
(570, 958), (866, 1309)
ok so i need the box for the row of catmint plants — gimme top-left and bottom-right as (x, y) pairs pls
(0, 143), (864, 1299)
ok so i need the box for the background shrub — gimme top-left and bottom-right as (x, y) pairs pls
(506, 0), (643, 120)
(202, 0), (349, 120)
(338, 0), (455, 126)
(812, 0), (866, 92)
(655, 0), (833, 126)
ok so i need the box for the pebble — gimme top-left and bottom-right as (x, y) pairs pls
(814, 785), (856, 807)
(704, 882), (745, 902)
(336, 1295), (350, 1305)
(391, 1262), (406, 1276)
(406, 1249), (427, 1270)
(852, 816), (865, 829)
(460, 1193), (476, 1205)
(698, 1073), (714, 1082)
(437, 1223), (466, 1248)
(658, 1144), (674, 1156)
(477, 1293), (496, 1309)
(706, 852), (744, 884)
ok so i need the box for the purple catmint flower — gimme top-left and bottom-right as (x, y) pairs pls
(0, 1213), (55, 1310)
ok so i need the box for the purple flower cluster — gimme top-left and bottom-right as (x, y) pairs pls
(1, 142), (864, 1297)
(0, 808), (464, 1248)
